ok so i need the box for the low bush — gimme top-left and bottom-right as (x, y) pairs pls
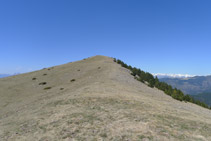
(48, 67), (54, 70)
(39, 82), (47, 85)
(70, 79), (76, 82)
(44, 87), (51, 90)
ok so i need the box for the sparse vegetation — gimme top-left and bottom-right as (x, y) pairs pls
(43, 73), (47, 76)
(60, 88), (64, 90)
(100, 133), (107, 138)
(48, 67), (54, 70)
(1, 56), (211, 140)
(71, 79), (76, 82)
(98, 67), (101, 69)
(32, 78), (36, 80)
(44, 87), (52, 90)
(39, 82), (47, 85)
(114, 58), (211, 109)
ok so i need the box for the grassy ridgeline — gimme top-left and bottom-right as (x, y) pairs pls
(114, 58), (210, 110)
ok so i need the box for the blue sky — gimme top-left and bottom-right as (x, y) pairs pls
(0, 0), (211, 75)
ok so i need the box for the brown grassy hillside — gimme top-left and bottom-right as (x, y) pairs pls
(0, 55), (211, 141)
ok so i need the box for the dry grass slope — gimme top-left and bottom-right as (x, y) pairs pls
(0, 55), (211, 141)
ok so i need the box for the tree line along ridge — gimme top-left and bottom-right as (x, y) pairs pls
(113, 58), (210, 110)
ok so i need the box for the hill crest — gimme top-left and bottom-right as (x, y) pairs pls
(0, 56), (211, 140)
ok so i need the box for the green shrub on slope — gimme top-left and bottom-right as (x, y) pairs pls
(114, 58), (210, 110)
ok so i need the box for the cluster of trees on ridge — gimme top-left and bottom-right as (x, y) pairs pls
(113, 58), (210, 110)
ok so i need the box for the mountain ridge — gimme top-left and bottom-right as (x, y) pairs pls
(1, 55), (211, 140)
(153, 73), (196, 78)
(160, 76), (211, 106)
(160, 75), (211, 95)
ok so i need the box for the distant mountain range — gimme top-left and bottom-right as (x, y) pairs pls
(192, 92), (211, 106)
(160, 75), (211, 95)
(160, 75), (211, 106)
(153, 73), (195, 78)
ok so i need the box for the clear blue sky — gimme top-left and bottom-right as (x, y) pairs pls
(0, 0), (211, 75)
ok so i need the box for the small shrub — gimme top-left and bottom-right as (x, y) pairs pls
(32, 78), (36, 80)
(70, 79), (76, 82)
(48, 67), (54, 70)
(113, 58), (117, 62)
(43, 74), (47, 76)
(98, 67), (101, 69)
(77, 69), (80, 71)
(131, 72), (136, 76)
(39, 82), (47, 85)
(44, 87), (51, 90)
(60, 88), (64, 90)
